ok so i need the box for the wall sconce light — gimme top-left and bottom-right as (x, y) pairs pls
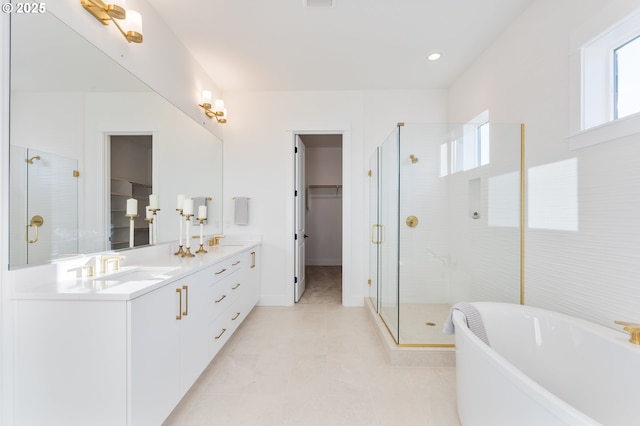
(80, 0), (144, 43)
(199, 90), (227, 123)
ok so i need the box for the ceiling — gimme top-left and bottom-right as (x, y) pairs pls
(148, 0), (534, 93)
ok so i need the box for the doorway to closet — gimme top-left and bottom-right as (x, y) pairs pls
(294, 134), (343, 304)
(108, 135), (152, 250)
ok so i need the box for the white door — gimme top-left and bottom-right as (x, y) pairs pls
(294, 136), (306, 302)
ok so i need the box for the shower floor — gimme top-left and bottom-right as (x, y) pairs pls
(380, 303), (455, 345)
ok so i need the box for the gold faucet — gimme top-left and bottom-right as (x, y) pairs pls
(100, 253), (126, 274)
(614, 321), (640, 344)
(209, 234), (225, 247)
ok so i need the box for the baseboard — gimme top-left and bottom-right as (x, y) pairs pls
(305, 259), (342, 266)
(257, 295), (292, 306)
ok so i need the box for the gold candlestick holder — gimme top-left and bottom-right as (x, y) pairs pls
(145, 216), (154, 246)
(182, 214), (195, 257)
(196, 218), (207, 254)
(126, 214), (138, 248)
(150, 208), (160, 245)
(174, 208), (185, 256)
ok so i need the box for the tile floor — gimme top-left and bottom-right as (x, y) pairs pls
(163, 266), (461, 426)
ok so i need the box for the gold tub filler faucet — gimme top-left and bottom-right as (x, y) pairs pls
(614, 321), (640, 344)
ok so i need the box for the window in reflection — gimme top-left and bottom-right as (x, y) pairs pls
(528, 158), (578, 231)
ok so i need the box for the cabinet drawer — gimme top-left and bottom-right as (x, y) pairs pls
(208, 254), (244, 284)
(209, 270), (245, 320)
(208, 296), (254, 358)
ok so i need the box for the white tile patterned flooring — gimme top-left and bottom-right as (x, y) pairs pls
(163, 267), (461, 425)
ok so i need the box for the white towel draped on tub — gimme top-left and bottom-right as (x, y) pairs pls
(443, 302), (490, 346)
(234, 197), (249, 225)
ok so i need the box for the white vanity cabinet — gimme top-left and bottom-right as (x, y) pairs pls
(208, 248), (261, 356)
(129, 268), (213, 425)
(13, 244), (260, 426)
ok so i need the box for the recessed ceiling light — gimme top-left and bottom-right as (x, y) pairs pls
(303, 0), (335, 7)
(428, 53), (441, 61)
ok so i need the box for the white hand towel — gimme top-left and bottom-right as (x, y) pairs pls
(234, 197), (249, 226)
(443, 302), (490, 346)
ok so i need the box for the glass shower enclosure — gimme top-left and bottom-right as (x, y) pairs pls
(369, 122), (523, 346)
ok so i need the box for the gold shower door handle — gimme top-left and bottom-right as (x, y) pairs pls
(26, 215), (44, 244)
(371, 224), (384, 244)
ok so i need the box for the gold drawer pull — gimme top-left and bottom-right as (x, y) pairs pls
(175, 288), (182, 320)
(214, 328), (227, 340)
(232, 312), (241, 320)
(215, 294), (227, 303)
(232, 261), (240, 266)
(215, 268), (227, 275)
(251, 251), (256, 268)
(182, 285), (189, 316)
(232, 283), (241, 290)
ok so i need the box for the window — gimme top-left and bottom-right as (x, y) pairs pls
(614, 35), (640, 120)
(477, 121), (490, 167)
(570, 6), (640, 149)
(446, 111), (490, 175)
(579, 8), (640, 131)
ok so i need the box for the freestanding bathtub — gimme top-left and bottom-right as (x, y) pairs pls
(452, 302), (640, 426)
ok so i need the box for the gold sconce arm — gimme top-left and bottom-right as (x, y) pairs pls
(199, 102), (227, 123)
(80, 0), (143, 44)
(615, 321), (640, 345)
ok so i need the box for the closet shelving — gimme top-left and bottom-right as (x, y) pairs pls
(307, 184), (342, 196)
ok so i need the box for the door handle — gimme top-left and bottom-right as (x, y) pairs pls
(27, 215), (44, 244)
(371, 224), (383, 244)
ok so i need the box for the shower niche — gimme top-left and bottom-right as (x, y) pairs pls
(368, 122), (524, 346)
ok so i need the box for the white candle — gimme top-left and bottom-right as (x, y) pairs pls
(149, 194), (159, 210)
(198, 205), (207, 220)
(146, 205), (152, 219)
(126, 198), (138, 216)
(176, 194), (185, 210)
(183, 198), (194, 215)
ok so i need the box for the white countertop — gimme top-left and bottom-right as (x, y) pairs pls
(10, 240), (260, 302)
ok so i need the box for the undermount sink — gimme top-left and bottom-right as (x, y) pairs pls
(90, 266), (180, 283)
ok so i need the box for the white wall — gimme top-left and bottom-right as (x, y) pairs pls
(448, 0), (640, 327)
(223, 90), (448, 306)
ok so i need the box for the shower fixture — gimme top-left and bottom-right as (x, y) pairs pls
(409, 154), (419, 163)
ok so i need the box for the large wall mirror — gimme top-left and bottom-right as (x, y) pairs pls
(9, 11), (223, 269)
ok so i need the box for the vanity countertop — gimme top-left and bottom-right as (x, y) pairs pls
(10, 241), (260, 302)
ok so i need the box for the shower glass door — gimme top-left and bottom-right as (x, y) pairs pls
(368, 148), (380, 311)
(373, 123), (523, 346)
(378, 128), (400, 343)
(10, 147), (79, 267)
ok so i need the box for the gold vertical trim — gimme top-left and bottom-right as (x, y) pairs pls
(520, 123), (525, 306)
